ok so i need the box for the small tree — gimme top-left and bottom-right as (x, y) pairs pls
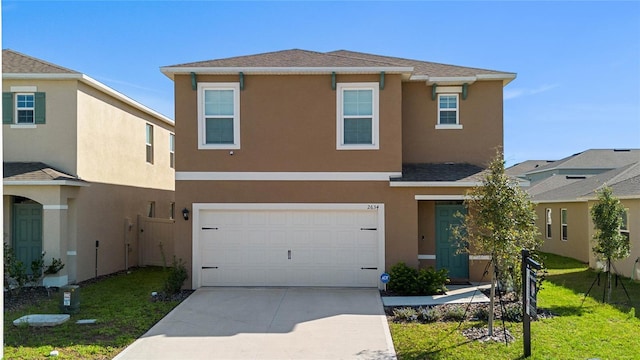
(452, 152), (542, 334)
(591, 185), (629, 303)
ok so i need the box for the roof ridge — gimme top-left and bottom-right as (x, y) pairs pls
(598, 161), (640, 188)
(2, 48), (79, 74)
(325, 50), (410, 67)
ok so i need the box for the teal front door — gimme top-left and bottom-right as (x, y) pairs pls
(435, 204), (468, 279)
(12, 202), (43, 274)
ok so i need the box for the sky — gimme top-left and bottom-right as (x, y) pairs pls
(3, 1), (639, 166)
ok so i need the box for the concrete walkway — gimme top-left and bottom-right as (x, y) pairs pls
(114, 287), (396, 360)
(381, 284), (491, 307)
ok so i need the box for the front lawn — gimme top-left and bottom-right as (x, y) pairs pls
(390, 253), (640, 360)
(4, 267), (188, 359)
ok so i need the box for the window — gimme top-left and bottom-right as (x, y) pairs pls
(197, 83), (240, 149)
(545, 208), (552, 239)
(436, 94), (461, 129)
(561, 208), (568, 241)
(3, 91), (46, 125)
(146, 124), (154, 164)
(169, 133), (175, 169)
(621, 209), (629, 242)
(169, 202), (175, 220)
(147, 201), (155, 218)
(336, 83), (379, 150)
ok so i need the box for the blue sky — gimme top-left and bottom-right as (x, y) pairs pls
(3, 1), (639, 165)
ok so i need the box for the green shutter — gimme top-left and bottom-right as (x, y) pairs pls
(3, 92), (14, 124)
(34, 92), (46, 124)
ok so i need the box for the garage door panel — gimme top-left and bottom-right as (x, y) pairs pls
(199, 207), (381, 287)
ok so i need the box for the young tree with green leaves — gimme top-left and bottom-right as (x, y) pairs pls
(591, 185), (629, 303)
(452, 152), (542, 334)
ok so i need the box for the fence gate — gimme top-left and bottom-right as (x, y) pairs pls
(138, 215), (175, 267)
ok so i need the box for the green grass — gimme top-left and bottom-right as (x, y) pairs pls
(4, 267), (184, 359)
(390, 253), (640, 360)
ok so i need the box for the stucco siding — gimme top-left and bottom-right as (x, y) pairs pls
(538, 202), (590, 263)
(76, 82), (174, 190)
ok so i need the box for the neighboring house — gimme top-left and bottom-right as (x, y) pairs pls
(3, 49), (175, 286)
(509, 149), (640, 280)
(161, 49), (516, 289)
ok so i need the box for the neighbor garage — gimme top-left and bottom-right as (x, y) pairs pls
(192, 203), (385, 288)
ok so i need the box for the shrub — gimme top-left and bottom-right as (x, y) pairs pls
(442, 305), (466, 322)
(473, 307), (490, 321)
(163, 256), (188, 294)
(388, 262), (419, 295)
(416, 267), (448, 295)
(418, 306), (441, 323)
(392, 307), (418, 322)
(501, 302), (523, 322)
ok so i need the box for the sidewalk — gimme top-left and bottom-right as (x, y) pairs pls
(381, 283), (490, 307)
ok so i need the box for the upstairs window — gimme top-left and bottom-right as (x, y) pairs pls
(197, 83), (240, 149)
(169, 133), (175, 169)
(620, 209), (629, 242)
(561, 208), (568, 241)
(545, 208), (552, 239)
(146, 124), (154, 164)
(3, 90), (46, 125)
(336, 83), (379, 150)
(437, 94), (460, 129)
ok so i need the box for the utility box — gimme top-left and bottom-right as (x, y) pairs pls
(60, 285), (80, 314)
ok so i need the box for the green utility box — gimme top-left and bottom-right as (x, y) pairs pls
(60, 285), (80, 314)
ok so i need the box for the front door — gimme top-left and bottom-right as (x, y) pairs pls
(435, 204), (468, 280)
(12, 202), (43, 274)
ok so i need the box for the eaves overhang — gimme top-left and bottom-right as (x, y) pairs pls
(410, 73), (517, 86)
(160, 66), (415, 80)
(389, 181), (484, 188)
(3, 73), (174, 126)
(4, 180), (90, 187)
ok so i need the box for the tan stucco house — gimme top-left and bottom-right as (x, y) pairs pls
(508, 149), (639, 280)
(3, 50), (175, 286)
(161, 49), (516, 289)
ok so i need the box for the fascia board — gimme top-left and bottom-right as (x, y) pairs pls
(4, 180), (90, 187)
(4, 73), (175, 126)
(389, 181), (483, 188)
(160, 66), (414, 79)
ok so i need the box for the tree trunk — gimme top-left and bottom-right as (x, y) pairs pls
(607, 258), (612, 304)
(489, 265), (496, 336)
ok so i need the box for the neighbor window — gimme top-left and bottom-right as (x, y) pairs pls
(545, 208), (552, 239)
(147, 201), (155, 218)
(169, 133), (175, 169)
(170, 202), (175, 220)
(3, 91), (46, 125)
(336, 83), (379, 150)
(146, 124), (154, 164)
(620, 209), (629, 242)
(561, 208), (568, 241)
(197, 82), (240, 149)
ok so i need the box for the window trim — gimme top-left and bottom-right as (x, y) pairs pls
(560, 208), (568, 241)
(620, 208), (629, 241)
(15, 93), (35, 125)
(197, 82), (241, 150)
(146, 123), (154, 164)
(336, 82), (379, 150)
(545, 208), (552, 239)
(169, 133), (175, 169)
(436, 93), (461, 129)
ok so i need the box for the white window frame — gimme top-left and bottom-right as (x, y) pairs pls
(561, 208), (568, 241)
(15, 92), (35, 125)
(545, 208), (552, 239)
(146, 124), (154, 164)
(620, 208), (629, 241)
(197, 82), (240, 150)
(169, 133), (175, 169)
(436, 93), (462, 130)
(336, 82), (379, 150)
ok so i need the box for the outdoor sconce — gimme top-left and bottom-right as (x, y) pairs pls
(182, 208), (190, 221)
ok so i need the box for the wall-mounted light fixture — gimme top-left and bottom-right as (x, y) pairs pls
(182, 208), (190, 221)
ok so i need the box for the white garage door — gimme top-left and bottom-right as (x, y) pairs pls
(196, 204), (382, 287)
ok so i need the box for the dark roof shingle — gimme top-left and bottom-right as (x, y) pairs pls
(391, 163), (486, 182)
(3, 162), (83, 182)
(2, 49), (79, 74)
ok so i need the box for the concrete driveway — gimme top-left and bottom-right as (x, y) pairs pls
(113, 287), (396, 360)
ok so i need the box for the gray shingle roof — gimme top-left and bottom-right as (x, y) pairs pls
(2, 49), (79, 74)
(163, 49), (515, 80)
(525, 149), (640, 175)
(506, 160), (555, 177)
(3, 162), (84, 183)
(391, 163), (486, 182)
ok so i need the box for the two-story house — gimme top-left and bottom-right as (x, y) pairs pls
(508, 149), (639, 279)
(3, 49), (175, 286)
(161, 49), (515, 289)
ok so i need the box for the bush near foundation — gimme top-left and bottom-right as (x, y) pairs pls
(387, 262), (449, 296)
